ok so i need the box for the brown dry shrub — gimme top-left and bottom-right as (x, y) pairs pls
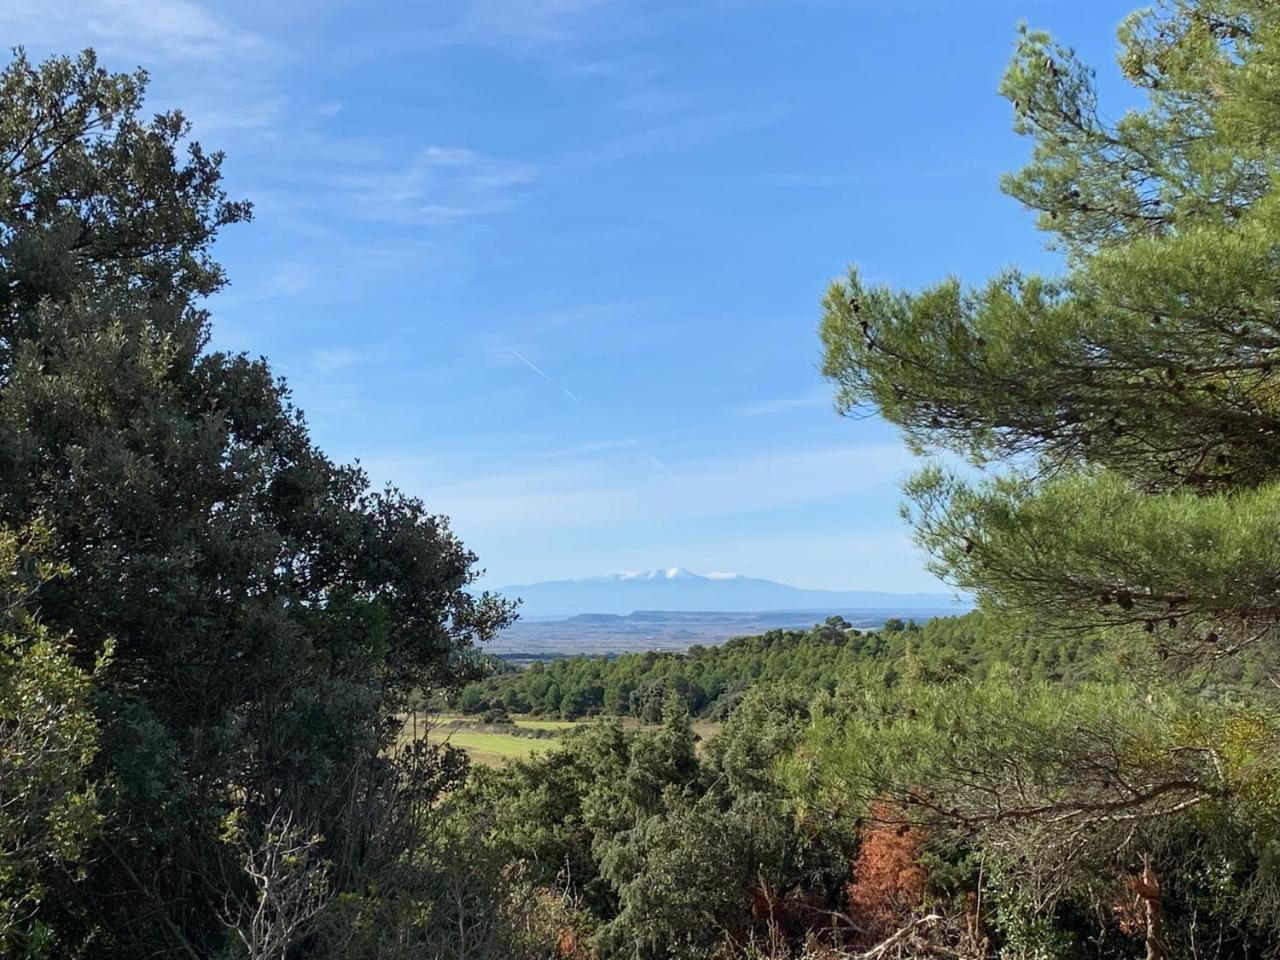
(845, 802), (929, 944)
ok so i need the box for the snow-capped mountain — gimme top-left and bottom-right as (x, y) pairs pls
(497, 568), (967, 618)
(582, 567), (732, 582)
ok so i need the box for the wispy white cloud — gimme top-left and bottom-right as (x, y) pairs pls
(343, 0), (612, 56)
(181, 94), (285, 135)
(1, 0), (265, 63)
(363, 441), (916, 538)
(305, 346), (385, 374)
(1, 0), (280, 147)
(331, 145), (538, 225)
(448, 0), (609, 48)
(409, 437), (941, 593)
(259, 263), (316, 298)
(474, 301), (667, 368)
(564, 103), (787, 170)
(531, 438), (639, 461)
(609, 85), (692, 120)
(733, 387), (831, 417)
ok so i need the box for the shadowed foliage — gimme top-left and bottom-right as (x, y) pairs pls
(0, 48), (512, 956)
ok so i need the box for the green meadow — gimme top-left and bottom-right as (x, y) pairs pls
(426, 727), (558, 766)
(405, 714), (722, 766)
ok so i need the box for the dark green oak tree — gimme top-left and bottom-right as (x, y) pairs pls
(0, 49), (512, 956)
(0, 522), (107, 960)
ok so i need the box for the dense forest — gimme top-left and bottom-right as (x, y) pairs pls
(5, 1), (1280, 957)
(453, 612), (1114, 720)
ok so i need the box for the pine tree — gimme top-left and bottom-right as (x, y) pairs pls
(821, 1), (1280, 666)
(816, 4), (1280, 951)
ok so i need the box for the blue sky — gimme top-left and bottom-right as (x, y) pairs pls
(5, 0), (1137, 591)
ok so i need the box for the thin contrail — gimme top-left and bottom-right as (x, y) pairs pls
(629, 437), (678, 479)
(509, 349), (675, 479)
(509, 348), (580, 403)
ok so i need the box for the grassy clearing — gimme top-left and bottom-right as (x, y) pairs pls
(401, 714), (572, 766)
(424, 727), (558, 766)
(405, 713), (723, 766)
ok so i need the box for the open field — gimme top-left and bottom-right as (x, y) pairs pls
(427, 727), (558, 765)
(398, 714), (570, 766)
(403, 713), (722, 765)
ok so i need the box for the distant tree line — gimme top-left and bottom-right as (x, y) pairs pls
(454, 611), (1112, 721)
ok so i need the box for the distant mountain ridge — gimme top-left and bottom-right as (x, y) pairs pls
(498, 567), (968, 618)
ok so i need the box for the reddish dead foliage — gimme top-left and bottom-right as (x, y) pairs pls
(846, 802), (929, 944)
(556, 927), (585, 959)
